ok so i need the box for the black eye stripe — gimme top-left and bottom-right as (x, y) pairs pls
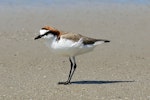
(41, 31), (51, 37)
(40, 30), (57, 38)
(45, 31), (51, 35)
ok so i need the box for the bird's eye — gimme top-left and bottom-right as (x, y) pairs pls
(45, 33), (48, 35)
(44, 32), (49, 36)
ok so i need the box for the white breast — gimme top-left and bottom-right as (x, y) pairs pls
(46, 37), (95, 56)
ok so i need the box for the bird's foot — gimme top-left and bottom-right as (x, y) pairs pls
(58, 81), (71, 85)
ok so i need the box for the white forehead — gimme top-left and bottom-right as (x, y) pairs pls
(40, 29), (49, 35)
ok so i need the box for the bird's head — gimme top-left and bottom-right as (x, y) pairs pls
(34, 26), (60, 40)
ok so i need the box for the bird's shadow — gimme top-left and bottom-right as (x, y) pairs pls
(71, 80), (135, 84)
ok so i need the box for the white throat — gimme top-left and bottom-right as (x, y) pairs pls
(45, 36), (57, 49)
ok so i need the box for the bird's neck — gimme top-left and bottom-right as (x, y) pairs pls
(44, 36), (56, 47)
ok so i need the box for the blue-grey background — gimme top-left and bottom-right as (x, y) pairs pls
(1, 0), (150, 6)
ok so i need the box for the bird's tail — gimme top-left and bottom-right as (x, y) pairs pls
(94, 39), (110, 45)
(103, 39), (110, 43)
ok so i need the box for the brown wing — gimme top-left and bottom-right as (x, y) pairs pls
(61, 32), (110, 45)
(61, 33), (83, 42)
(82, 37), (110, 45)
(82, 37), (100, 45)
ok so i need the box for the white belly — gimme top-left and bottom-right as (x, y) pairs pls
(46, 38), (96, 57)
(52, 45), (95, 56)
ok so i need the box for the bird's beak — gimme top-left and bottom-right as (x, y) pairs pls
(34, 35), (42, 40)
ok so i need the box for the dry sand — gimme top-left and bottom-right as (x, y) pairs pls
(0, 3), (150, 100)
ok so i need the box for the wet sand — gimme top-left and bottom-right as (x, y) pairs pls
(0, 3), (150, 100)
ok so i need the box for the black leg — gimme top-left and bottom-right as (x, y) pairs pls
(58, 57), (77, 85)
(67, 57), (73, 82)
(58, 57), (73, 85)
(68, 57), (76, 83)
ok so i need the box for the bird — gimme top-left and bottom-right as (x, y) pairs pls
(34, 26), (110, 85)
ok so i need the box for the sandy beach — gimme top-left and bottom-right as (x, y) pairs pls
(0, 1), (150, 100)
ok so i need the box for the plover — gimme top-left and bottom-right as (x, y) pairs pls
(34, 26), (110, 85)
